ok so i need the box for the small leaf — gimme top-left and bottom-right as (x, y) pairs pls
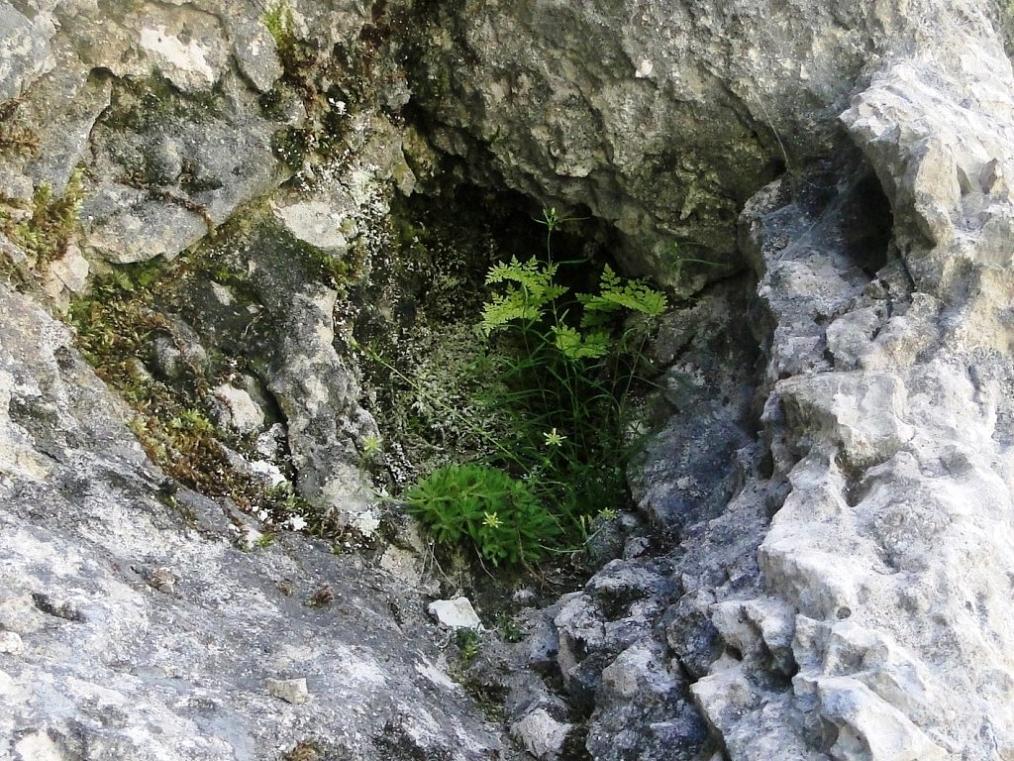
(552, 325), (610, 359)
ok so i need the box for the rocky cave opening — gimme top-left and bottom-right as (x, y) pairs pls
(55, 106), (900, 759)
(11, 0), (1013, 758)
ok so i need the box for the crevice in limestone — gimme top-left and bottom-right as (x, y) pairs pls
(465, 150), (906, 759)
(353, 179), (622, 481)
(19, 1), (1009, 758)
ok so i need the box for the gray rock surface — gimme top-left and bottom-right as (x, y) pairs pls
(0, 3), (54, 102)
(172, 208), (383, 528)
(2, 0), (1014, 759)
(428, 597), (483, 630)
(510, 708), (573, 761)
(82, 69), (285, 263)
(687, 8), (1014, 754)
(472, 2), (1014, 759)
(409, 0), (1014, 291)
(0, 284), (505, 760)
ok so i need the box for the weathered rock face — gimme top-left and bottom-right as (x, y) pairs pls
(0, 2), (513, 759)
(490, 3), (1014, 759)
(2, 0), (422, 525)
(0, 285), (506, 760)
(408, 0), (1003, 288)
(3, 0), (1014, 759)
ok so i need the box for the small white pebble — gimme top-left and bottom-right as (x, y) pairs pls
(0, 631), (24, 655)
(266, 677), (309, 704)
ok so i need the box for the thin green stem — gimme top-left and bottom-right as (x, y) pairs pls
(358, 341), (528, 471)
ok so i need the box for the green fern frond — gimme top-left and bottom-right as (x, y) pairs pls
(552, 325), (610, 359)
(480, 257), (569, 335)
(578, 265), (668, 327)
(480, 290), (544, 334)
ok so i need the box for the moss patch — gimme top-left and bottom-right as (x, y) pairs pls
(66, 245), (335, 540)
(101, 74), (225, 133)
(0, 167), (84, 271)
(68, 262), (263, 505)
(0, 98), (39, 155)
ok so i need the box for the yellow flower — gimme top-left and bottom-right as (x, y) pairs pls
(482, 511), (502, 529)
(543, 428), (567, 447)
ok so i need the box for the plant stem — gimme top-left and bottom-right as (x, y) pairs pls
(358, 341), (528, 471)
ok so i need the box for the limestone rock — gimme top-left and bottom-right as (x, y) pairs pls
(1, 0), (1014, 758)
(17, 67), (111, 196)
(83, 71), (285, 264)
(213, 383), (266, 435)
(490, 3), (1014, 757)
(815, 677), (947, 761)
(0, 4), (53, 101)
(42, 243), (89, 303)
(510, 708), (573, 761)
(274, 199), (351, 255)
(0, 284), (504, 760)
(136, 11), (229, 93)
(407, 0), (960, 286)
(0, 631), (23, 656)
(428, 597), (482, 630)
(231, 19), (284, 93)
(267, 677), (310, 705)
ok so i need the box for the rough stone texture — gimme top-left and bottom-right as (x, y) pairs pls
(82, 69), (285, 263)
(510, 708), (572, 761)
(0, 0), (420, 528)
(266, 677), (311, 706)
(629, 279), (758, 531)
(428, 597), (483, 630)
(0, 3), (54, 102)
(0, 0), (401, 260)
(410, 0), (1011, 290)
(686, 11), (1014, 752)
(477, 2), (1014, 759)
(0, 284), (506, 760)
(0, 2), (512, 758)
(3, 0), (1014, 759)
(214, 383), (266, 435)
(169, 208), (384, 526)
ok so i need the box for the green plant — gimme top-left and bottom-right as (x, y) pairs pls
(455, 628), (482, 664)
(169, 408), (216, 435)
(494, 611), (524, 643)
(261, 0), (317, 84)
(473, 208), (667, 532)
(2, 168), (85, 268)
(255, 532), (276, 549)
(360, 434), (383, 463)
(262, 0), (295, 51)
(373, 207), (669, 568)
(405, 463), (560, 567)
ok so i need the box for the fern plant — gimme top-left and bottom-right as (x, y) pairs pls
(479, 256), (567, 335)
(382, 207), (670, 568)
(578, 265), (668, 327)
(472, 208), (668, 536)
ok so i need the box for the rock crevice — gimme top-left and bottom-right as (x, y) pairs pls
(2, 0), (1014, 759)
